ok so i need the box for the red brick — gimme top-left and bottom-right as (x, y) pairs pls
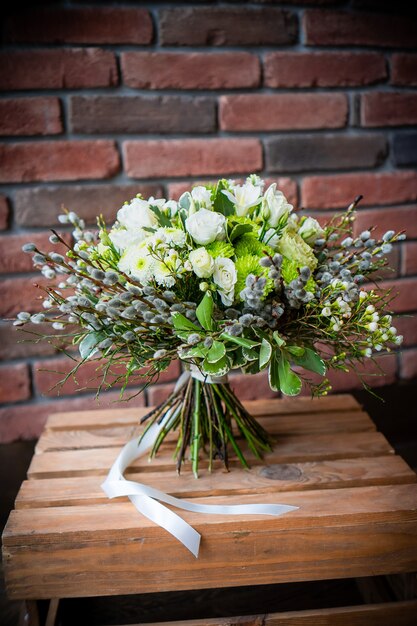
(264, 52), (386, 88)
(0, 276), (56, 317)
(14, 184), (164, 228)
(229, 371), (279, 401)
(0, 232), (71, 275)
(122, 52), (260, 90)
(0, 389), (146, 443)
(394, 316), (417, 348)
(0, 363), (31, 403)
(70, 95), (215, 134)
(400, 349), (417, 380)
(0, 196), (9, 230)
(0, 49), (118, 91)
(146, 382), (175, 407)
(375, 278), (417, 314)
(33, 357), (180, 398)
(361, 93), (417, 127)
(159, 7), (297, 46)
(391, 54), (417, 86)
(402, 242), (417, 276)
(0, 321), (65, 361)
(0, 141), (120, 183)
(220, 94), (348, 131)
(5, 7), (152, 44)
(123, 139), (262, 179)
(302, 171), (417, 209)
(0, 97), (62, 136)
(353, 206), (417, 239)
(304, 9), (417, 48)
(168, 177), (298, 207)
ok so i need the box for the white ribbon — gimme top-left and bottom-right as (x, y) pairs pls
(101, 371), (298, 557)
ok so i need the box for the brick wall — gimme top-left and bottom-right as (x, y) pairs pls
(1, 1), (416, 442)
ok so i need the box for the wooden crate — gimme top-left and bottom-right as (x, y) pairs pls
(2, 394), (417, 625)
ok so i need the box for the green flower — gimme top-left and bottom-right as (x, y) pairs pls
(281, 258), (316, 292)
(206, 241), (234, 259)
(234, 234), (274, 259)
(277, 231), (318, 271)
(235, 254), (274, 301)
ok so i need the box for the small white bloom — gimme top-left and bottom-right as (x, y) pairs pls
(155, 227), (186, 248)
(389, 326), (397, 336)
(362, 348), (372, 358)
(191, 186), (213, 209)
(262, 184), (293, 227)
(189, 248), (215, 278)
(117, 198), (158, 231)
(371, 312), (380, 322)
(395, 335), (403, 345)
(222, 182), (261, 217)
(366, 304), (375, 313)
(359, 291), (367, 300)
(163, 200), (179, 216)
(367, 322), (378, 332)
(321, 307), (331, 317)
(298, 217), (325, 244)
(185, 208), (226, 245)
(213, 257), (237, 306)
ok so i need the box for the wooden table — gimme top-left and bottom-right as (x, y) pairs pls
(2, 394), (417, 625)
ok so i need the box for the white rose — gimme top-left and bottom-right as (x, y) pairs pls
(185, 208), (226, 245)
(109, 227), (146, 251)
(191, 186), (213, 209)
(117, 198), (158, 230)
(189, 248), (215, 278)
(298, 217), (325, 244)
(213, 257), (237, 306)
(222, 182), (261, 217)
(262, 184), (293, 228)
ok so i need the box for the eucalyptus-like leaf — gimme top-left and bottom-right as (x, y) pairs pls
(178, 192), (192, 211)
(79, 332), (104, 360)
(277, 354), (302, 396)
(259, 338), (272, 370)
(196, 291), (214, 331)
(206, 340), (226, 363)
(291, 347), (327, 376)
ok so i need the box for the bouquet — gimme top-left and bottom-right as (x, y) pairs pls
(15, 175), (404, 477)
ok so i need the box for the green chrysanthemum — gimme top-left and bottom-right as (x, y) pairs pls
(235, 254), (274, 301)
(281, 258), (316, 293)
(234, 234), (274, 259)
(205, 241), (234, 259)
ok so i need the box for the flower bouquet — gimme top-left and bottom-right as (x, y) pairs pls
(16, 175), (404, 478)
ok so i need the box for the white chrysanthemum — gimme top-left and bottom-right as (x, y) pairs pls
(191, 186), (213, 209)
(222, 182), (261, 217)
(118, 243), (154, 284)
(155, 227), (186, 248)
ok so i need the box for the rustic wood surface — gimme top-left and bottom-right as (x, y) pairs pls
(2, 394), (417, 604)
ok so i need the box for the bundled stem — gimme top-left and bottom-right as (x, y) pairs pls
(140, 376), (273, 477)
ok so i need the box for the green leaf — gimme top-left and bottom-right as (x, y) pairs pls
(286, 345), (305, 358)
(243, 359), (260, 375)
(213, 180), (235, 216)
(291, 347), (327, 376)
(268, 352), (281, 392)
(229, 223), (253, 242)
(273, 331), (286, 347)
(230, 347), (246, 368)
(148, 204), (171, 227)
(202, 355), (230, 377)
(178, 192), (192, 211)
(196, 292), (214, 331)
(182, 344), (208, 360)
(206, 340), (226, 363)
(277, 354), (302, 397)
(259, 338), (272, 370)
(242, 346), (258, 361)
(171, 312), (199, 332)
(79, 332), (103, 360)
(221, 333), (259, 348)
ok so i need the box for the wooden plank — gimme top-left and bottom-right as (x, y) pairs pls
(27, 431), (394, 479)
(15, 456), (417, 509)
(44, 395), (362, 431)
(35, 410), (375, 454)
(3, 486), (417, 597)
(121, 600), (417, 626)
